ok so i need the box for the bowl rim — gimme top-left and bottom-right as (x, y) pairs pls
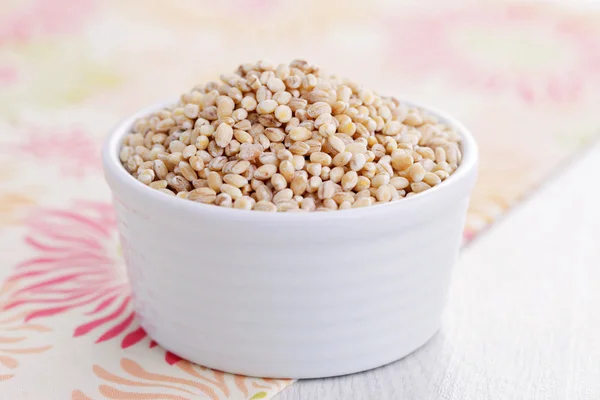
(102, 99), (478, 221)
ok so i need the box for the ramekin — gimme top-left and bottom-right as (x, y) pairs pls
(102, 100), (478, 379)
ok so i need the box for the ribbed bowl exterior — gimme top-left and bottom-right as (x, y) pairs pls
(103, 101), (478, 379)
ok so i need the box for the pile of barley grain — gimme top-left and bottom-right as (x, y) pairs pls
(120, 60), (462, 212)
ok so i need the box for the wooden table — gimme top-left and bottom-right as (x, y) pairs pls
(277, 141), (600, 399)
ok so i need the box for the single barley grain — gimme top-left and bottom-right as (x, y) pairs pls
(215, 192), (233, 207)
(251, 200), (275, 212)
(188, 188), (217, 204)
(411, 182), (431, 193)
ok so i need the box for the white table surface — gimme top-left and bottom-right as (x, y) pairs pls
(277, 141), (600, 400)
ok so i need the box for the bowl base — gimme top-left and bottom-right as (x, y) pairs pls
(142, 321), (441, 379)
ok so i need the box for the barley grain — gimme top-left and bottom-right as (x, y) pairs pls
(121, 59), (462, 211)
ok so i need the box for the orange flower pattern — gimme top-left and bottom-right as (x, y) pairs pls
(73, 358), (291, 400)
(0, 282), (53, 382)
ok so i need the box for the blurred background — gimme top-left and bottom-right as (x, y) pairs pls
(1, 0), (600, 238)
(1, 1), (600, 398)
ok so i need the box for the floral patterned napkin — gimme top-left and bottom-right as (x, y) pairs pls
(1, 0), (599, 398)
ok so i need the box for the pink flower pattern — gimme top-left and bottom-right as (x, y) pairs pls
(0, 0), (94, 88)
(0, 66), (17, 87)
(11, 128), (101, 178)
(0, 0), (94, 46)
(384, 5), (600, 103)
(5, 202), (181, 364)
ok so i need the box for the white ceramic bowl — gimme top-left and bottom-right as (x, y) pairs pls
(102, 100), (478, 379)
